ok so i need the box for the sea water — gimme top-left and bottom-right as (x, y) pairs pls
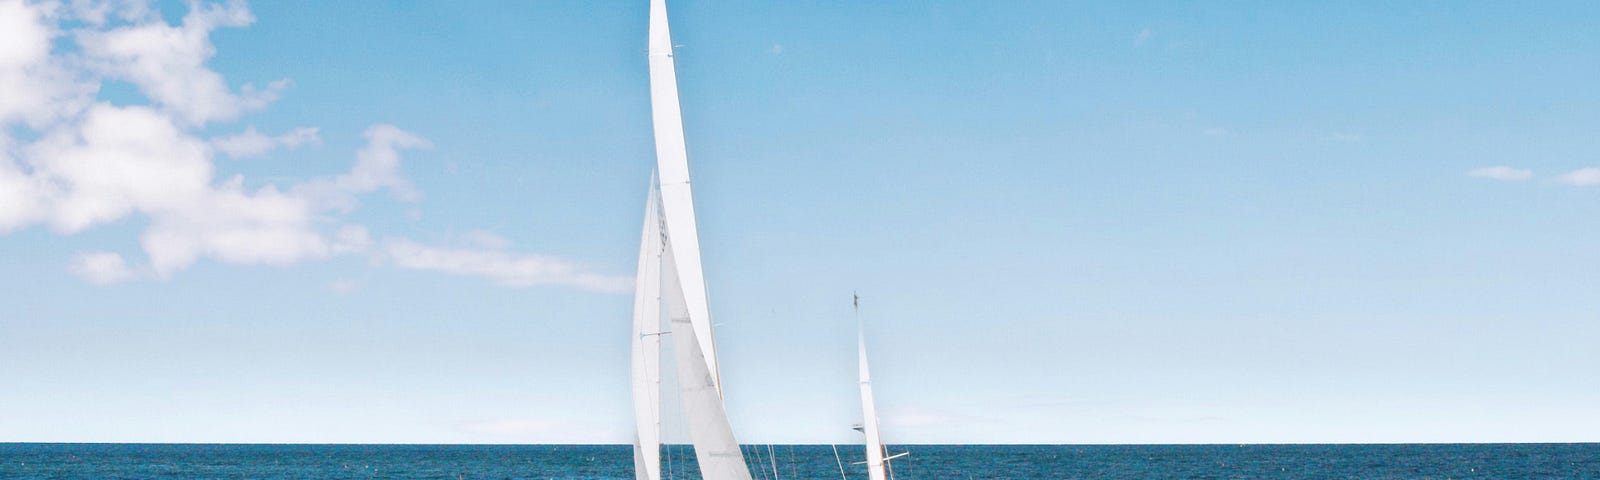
(2, 443), (1597, 479)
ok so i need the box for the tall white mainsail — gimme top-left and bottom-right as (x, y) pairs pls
(630, 181), (663, 480)
(857, 296), (888, 480)
(637, 0), (754, 479)
(648, 0), (723, 390)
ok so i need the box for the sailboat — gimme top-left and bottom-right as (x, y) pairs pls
(855, 295), (908, 480)
(630, 1), (756, 479)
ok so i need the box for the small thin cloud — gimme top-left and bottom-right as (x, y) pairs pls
(381, 239), (630, 293)
(1557, 167), (1600, 186)
(1467, 166), (1533, 181)
(69, 252), (137, 285)
(1134, 28), (1152, 47)
(768, 44), (783, 55)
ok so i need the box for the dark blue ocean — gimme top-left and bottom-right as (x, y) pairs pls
(2, 443), (1597, 479)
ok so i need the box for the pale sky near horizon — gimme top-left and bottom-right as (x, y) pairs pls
(2, 0), (1598, 444)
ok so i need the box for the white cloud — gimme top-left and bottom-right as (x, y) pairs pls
(769, 44), (783, 55)
(139, 179), (329, 276)
(1467, 166), (1533, 181)
(1134, 28), (1152, 46)
(211, 126), (320, 159)
(339, 124), (430, 200)
(29, 104), (215, 233)
(68, 251), (136, 284)
(1557, 168), (1600, 186)
(10, 101), (392, 281)
(383, 239), (630, 292)
(0, 150), (49, 232)
(0, 0), (98, 129)
(0, 0), (619, 292)
(75, 0), (284, 126)
(291, 124), (431, 213)
(0, 0), (52, 70)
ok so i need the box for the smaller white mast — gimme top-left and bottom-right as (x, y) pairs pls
(856, 293), (888, 480)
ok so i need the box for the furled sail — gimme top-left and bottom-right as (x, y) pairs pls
(630, 181), (663, 480)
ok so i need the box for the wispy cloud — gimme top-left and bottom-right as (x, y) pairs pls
(768, 44), (783, 55)
(1467, 166), (1533, 181)
(1556, 167), (1600, 186)
(382, 239), (629, 292)
(1134, 28), (1152, 47)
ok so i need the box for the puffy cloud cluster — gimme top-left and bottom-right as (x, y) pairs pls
(0, 0), (624, 291)
(75, 0), (282, 126)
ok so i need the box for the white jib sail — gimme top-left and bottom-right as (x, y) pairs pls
(661, 235), (754, 480)
(648, 0), (724, 393)
(631, 181), (663, 480)
(860, 317), (887, 480)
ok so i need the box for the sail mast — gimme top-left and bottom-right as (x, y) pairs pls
(630, 179), (663, 480)
(856, 294), (888, 480)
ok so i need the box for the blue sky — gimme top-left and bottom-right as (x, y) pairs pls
(1, 0), (1598, 444)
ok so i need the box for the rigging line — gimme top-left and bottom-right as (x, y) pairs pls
(885, 447), (897, 480)
(748, 444), (768, 480)
(755, 444), (768, 480)
(753, 444), (765, 480)
(831, 444), (848, 480)
(768, 444), (779, 480)
(664, 443), (673, 480)
(790, 444), (798, 479)
(744, 445), (756, 480)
